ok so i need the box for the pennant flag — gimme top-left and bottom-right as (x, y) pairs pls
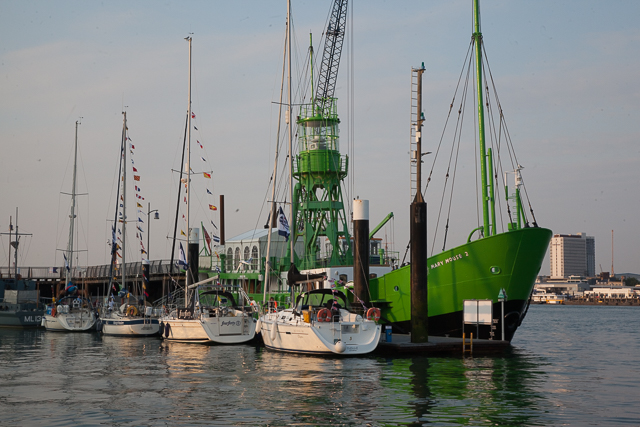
(178, 243), (188, 268)
(198, 141), (203, 148)
(116, 252), (122, 258)
(134, 175), (141, 181)
(141, 249), (147, 254)
(137, 225), (143, 233)
(209, 204), (217, 211)
(138, 218), (144, 223)
(120, 195), (124, 201)
(184, 197), (187, 203)
(130, 144), (135, 149)
(201, 157), (206, 162)
(137, 202), (143, 208)
(207, 189), (212, 195)
(211, 220), (218, 230)
(118, 229), (122, 234)
(181, 230), (186, 236)
(202, 222), (212, 255)
(182, 214), (185, 219)
(135, 186), (140, 191)
(203, 172), (211, 179)
(133, 167), (138, 172)
(277, 206), (290, 241)
(191, 112), (196, 119)
(194, 126), (198, 130)
(63, 253), (70, 271)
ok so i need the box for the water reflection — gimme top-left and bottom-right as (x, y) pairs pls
(0, 329), (555, 426)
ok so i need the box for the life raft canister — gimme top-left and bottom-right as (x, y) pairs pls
(317, 308), (332, 322)
(366, 307), (381, 321)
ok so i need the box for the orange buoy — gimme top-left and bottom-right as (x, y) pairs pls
(366, 307), (381, 321)
(317, 308), (331, 322)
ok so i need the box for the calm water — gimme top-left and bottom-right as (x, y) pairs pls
(1, 305), (638, 426)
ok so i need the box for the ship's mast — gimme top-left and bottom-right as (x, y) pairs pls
(121, 112), (127, 291)
(287, 0), (294, 266)
(186, 35), (193, 290)
(66, 120), (80, 284)
(473, 0), (495, 238)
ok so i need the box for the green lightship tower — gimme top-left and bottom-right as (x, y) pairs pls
(288, 0), (352, 270)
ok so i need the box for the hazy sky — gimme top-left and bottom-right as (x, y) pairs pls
(1, 0), (638, 275)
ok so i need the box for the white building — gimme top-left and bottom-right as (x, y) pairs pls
(550, 233), (595, 278)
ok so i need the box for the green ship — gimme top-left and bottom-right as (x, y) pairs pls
(200, 0), (551, 342)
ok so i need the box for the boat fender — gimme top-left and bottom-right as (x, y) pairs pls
(51, 306), (57, 317)
(317, 308), (331, 323)
(96, 319), (103, 332)
(255, 318), (262, 334)
(269, 322), (277, 342)
(366, 307), (381, 322)
(164, 322), (171, 338)
(334, 340), (346, 353)
(126, 305), (140, 317)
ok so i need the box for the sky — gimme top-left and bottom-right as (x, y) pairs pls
(1, 0), (639, 276)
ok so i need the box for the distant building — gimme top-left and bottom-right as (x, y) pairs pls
(550, 232), (595, 278)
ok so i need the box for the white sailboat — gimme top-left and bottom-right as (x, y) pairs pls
(160, 36), (258, 344)
(258, 0), (381, 356)
(42, 120), (97, 332)
(100, 112), (160, 337)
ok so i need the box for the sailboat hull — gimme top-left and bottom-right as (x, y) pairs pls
(42, 311), (96, 332)
(370, 227), (552, 342)
(101, 316), (160, 337)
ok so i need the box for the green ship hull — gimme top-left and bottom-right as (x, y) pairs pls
(369, 227), (551, 341)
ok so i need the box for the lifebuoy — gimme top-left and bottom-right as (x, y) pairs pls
(366, 307), (381, 321)
(317, 308), (331, 322)
(126, 305), (140, 317)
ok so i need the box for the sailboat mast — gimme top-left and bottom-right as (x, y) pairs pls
(13, 209), (18, 280)
(121, 112), (127, 290)
(66, 120), (79, 284)
(473, 0), (493, 237)
(287, 0), (294, 265)
(186, 35), (193, 288)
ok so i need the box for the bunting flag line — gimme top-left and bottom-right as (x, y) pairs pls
(211, 220), (218, 230)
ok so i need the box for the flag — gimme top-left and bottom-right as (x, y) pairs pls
(211, 220), (218, 230)
(194, 126), (198, 130)
(178, 243), (188, 268)
(202, 222), (212, 255)
(130, 144), (135, 149)
(181, 230), (186, 236)
(137, 202), (142, 208)
(277, 206), (290, 241)
(214, 265), (221, 273)
(141, 249), (147, 254)
(201, 156), (206, 162)
(209, 204), (217, 211)
(213, 234), (220, 243)
(191, 112), (196, 118)
(133, 167), (138, 172)
(207, 189), (212, 195)
(138, 218), (144, 223)
(134, 175), (140, 181)
(198, 141), (203, 148)
(63, 253), (70, 271)
(49, 267), (58, 274)
(203, 172), (211, 179)
(184, 197), (187, 203)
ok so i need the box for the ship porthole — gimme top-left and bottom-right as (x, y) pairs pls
(490, 266), (501, 275)
(394, 286), (399, 292)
